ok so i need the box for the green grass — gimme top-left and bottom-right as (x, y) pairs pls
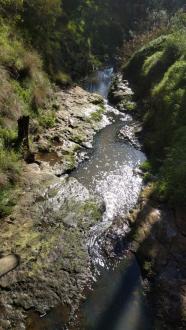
(0, 186), (18, 217)
(0, 148), (21, 217)
(142, 51), (164, 76)
(0, 22), (54, 217)
(90, 105), (105, 122)
(124, 17), (186, 206)
(156, 128), (186, 205)
(38, 111), (56, 128)
(0, 148), (21, 184)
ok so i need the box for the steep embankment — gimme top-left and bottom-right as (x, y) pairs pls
(0, 22), (55, 217)
(0, 82), (108, 329)
(0, 21), (109, 329)
(108, 16), (186, 330)
(123, 27), (186, 206)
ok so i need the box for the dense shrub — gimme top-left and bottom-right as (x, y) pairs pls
(157, 128), (186, 205)
(124, 13), (186, 206)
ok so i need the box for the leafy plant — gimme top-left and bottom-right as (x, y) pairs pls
(38, 111), (56, 128)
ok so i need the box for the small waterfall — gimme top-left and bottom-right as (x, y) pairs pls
(83, 67), (113, 98)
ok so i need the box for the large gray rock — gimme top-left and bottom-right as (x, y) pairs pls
(0, 254), (19, 277)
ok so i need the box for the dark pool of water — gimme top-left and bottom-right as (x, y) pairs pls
(78, 256), (152, 330)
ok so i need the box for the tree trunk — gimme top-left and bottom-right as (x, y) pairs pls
(17, 115), (29, 148)
(17, 115), (34, 163)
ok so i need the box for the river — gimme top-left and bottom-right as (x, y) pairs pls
(70, 68), (153, 330)
(28, 68), (153, 330)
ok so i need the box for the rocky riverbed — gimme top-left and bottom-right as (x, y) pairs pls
(1, 71), (185, 330)
(0, 86), (109, 329)
(0, 72), (150, 330)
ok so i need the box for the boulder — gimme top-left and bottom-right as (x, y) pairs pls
(0, 254), (19, 278)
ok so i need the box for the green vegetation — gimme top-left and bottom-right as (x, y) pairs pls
(0, 148), (21, 216)
(90, 105), (104, 122)
(140, 160), (152, 172)
(1, 0), (184, 80)
(38, 111), (56, 128)
(140, 161), (154, 183)
(124, 11), (186, 206)
(0, 22), (52, 217)
(142, 51), (164, 76)
(0, 1), (185, 217)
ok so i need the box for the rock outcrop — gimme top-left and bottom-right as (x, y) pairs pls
(0, 86), (106, 329)
(34, 86), (105, 176)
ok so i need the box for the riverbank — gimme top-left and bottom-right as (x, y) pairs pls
(108, 72), (186, 329)
(0, 86), (107, 329)
(0, 69), (151, 330)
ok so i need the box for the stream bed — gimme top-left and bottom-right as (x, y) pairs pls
(70, 69), (153, 329)
(28, 69), (153, 330)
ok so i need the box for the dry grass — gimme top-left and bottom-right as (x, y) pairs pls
(0, 67), (22, 122)
(22, 50), (43, 78)
(0, 171), (8, 188)
(120, 25), (169, 67)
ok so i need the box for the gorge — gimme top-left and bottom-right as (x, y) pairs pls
(0, 1), (186, 330)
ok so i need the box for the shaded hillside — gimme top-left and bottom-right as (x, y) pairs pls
(1, 0), (185, 80)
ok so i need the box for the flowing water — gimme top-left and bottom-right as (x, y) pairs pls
(72, 69), (146, 269)
(28, 69), (153, 330)
(70, 69), (153, 330)
(71, 114), (145, 270)
(82, 68), (114, 98)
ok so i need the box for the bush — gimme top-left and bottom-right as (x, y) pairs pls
(54, 71), (72, 87)
(142, 51), (164, 76)
(0, 127), (17, 148)
(120, 26), (169, 68)
(38, 111), (56, 128)
(157, 128), (186, 206)
(0, 186), (17, 217)
(21, 51), (43, 78)
(0, 148), (21, 184)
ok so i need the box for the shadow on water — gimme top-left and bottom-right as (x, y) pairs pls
(79, 256), (153, 330)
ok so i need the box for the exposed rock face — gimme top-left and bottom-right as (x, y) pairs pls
(0, 254), (19, 278)
(108, 74), (136, 111)
(0, 166), (104, 329)
(34, 86), (105, 176)
(118, 122), (142, 149)
(0, 86), (106, 329)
